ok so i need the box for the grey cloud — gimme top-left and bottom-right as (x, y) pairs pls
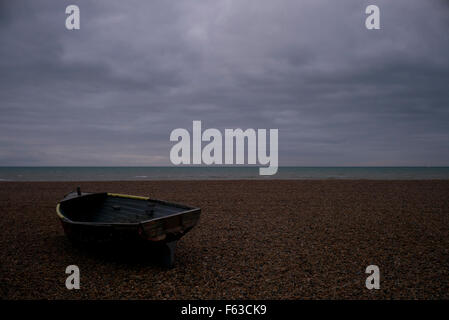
(0, 0), (448, 166)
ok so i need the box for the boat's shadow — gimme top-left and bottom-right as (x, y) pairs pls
(58, 236), (177, 269)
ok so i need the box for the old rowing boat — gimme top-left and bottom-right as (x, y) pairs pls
(56, 188), (201, 267)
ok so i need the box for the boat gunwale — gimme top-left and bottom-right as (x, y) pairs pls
(56, 192), (201, 227)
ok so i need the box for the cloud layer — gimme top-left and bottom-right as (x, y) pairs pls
(1, 0), (449, 166)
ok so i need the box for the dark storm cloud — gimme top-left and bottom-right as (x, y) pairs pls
(1, 0), (448, 166)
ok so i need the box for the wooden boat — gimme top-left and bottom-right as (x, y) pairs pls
(56, 188), (201, 267)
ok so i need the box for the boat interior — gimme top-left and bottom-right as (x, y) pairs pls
(59, 193), (189, 224)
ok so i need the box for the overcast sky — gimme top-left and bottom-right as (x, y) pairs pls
(1, 0), (448, 166)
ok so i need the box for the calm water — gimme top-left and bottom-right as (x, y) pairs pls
(0, 167), (448, 181)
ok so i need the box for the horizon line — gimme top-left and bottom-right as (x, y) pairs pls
(0, 166), (448, 168)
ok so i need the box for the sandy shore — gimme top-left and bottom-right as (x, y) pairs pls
(1, 180), (448, 299)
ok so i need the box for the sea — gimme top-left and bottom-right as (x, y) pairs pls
(0, 167), (449, 181)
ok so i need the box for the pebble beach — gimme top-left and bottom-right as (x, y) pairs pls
(1, 180), (448, 299)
